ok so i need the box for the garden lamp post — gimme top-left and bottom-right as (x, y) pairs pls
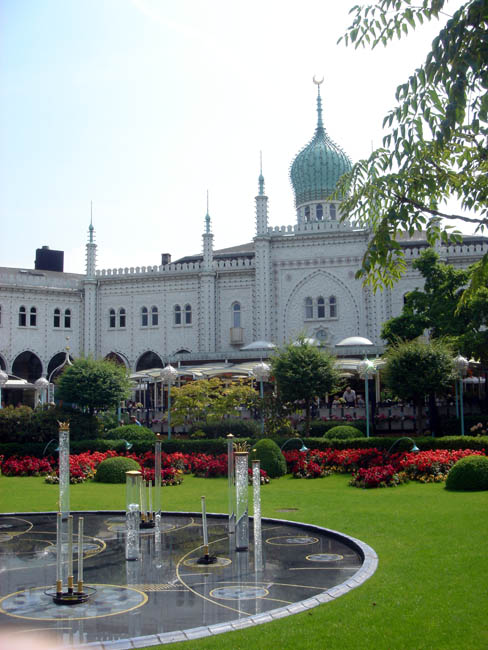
(251, 361), (270, 436)
(35, 376), (49, 406)
(160, 364), (179, 440)
(386, 437), (420, 456)
(454, 354), (469, 436)
(280, 436), (309, 453)
(357, 358), (376, 439)
(0, 370), (8, 409)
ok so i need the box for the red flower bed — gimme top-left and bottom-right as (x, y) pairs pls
(282, 446), (488, 488)
(350, 464), (407, 489)
(1, 455), (55, 477)
(0, 450), (269, 485)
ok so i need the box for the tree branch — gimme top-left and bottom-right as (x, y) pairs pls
(393, 193), (488, 225)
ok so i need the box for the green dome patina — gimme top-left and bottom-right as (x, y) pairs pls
(290, 86), (352, 207)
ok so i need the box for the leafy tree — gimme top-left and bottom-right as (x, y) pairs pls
(383, 339), (455, 434)
(271, 338), (340, 435)
(381, 248), (471, 343)
(170, 378), (257, 427)
(381, 249), (488, 368)
(337, 0), (488, 291)
(55, 358), (131, 415)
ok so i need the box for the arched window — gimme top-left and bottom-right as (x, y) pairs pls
(118, 308), (126, 328)
(151, 306), (158, 326)
(30, 306), (37, 327)
(64, 309), (71, 328)
(317, 296), (325, 319)
(174, 305), (181, 325)
(316, 204), (323, 220)
(53, 308), (61, 328)
(109, 309), (116, 328)
(305, 297), (313, 319)
(19, 305), (26, 327)
(329, 296), (337, 318)
(329, 204), (336, 220)
(232, 302), (241, 328)
(141, 306), (148, 327)
(304, 206), (311, 222)
(185, 304), (192, 325)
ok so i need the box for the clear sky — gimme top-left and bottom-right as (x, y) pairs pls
(0, 0), (468, 274)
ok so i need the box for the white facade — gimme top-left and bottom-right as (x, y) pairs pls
(1, 89), (487, 383)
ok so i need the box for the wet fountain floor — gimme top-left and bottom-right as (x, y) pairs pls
(0, 512), (377, 648)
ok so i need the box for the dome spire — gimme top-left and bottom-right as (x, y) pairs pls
(290, 78), (352, 207)
(313, 75), (324, 133)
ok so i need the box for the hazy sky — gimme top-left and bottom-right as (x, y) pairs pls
(0, 0), (468, 273)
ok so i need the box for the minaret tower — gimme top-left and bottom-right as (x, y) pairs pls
(85, 208), (97, 278)
(202, 193), (214, 271)
(83, 203), (98, 357)
(255, 152), (269, 236)
(253, 158), (272, 342)
(199, 194), (216, 353)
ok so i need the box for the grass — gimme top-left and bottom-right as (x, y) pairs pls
(1, 474), (487, 649)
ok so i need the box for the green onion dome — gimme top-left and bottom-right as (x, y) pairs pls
(290, 86), (352, 207)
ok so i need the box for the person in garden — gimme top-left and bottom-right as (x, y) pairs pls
(343, 386), (356, 407)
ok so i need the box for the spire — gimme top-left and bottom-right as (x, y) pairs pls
(203, 191), (213, 270)
(89, 200), (94, 243)
(258, 151), (265, 196)
(205, 190), (211, 233)
(313, 75), (324, 134)
(85, 201), (97, 277)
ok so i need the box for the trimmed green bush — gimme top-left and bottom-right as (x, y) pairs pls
(323, 425), (364, 440)
(250, 439), (286, 478)
(94, 456), (141, 483)
(445, 455), (488, 491)
(105, 424), (155, 442)
(190, 418), (259, 439)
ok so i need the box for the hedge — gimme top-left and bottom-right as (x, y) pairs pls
(1, 435), (487, 460)
(0, 405), (98, 443)
(190, 418), (259, 438)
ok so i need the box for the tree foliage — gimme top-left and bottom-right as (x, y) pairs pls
(337, 0), (488, 290)
(55, 358), (131, 414)
(381, 249), (488, 364)
(383, 338), (455, 431)
(170, 378), (257, 427)
(271, 338), (340, 434)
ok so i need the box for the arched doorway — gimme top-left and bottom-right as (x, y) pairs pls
(136, 351), (163, 372)
(47, 352), (74, 381)
(105, 352), (128, 367)
(12, 351), (42, 383)
(0, 355), (6, 371)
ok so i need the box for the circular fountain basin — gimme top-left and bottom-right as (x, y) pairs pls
(0, 512), (377, 648)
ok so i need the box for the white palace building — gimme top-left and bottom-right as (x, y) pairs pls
(1, 85), (487, 402)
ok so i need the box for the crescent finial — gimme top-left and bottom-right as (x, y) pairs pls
(313, 75), (324, 86)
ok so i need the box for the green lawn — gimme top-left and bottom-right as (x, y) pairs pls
(1, 474), (487, 649)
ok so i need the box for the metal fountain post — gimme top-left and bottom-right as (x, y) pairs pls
(234, 442), (249, 552)
(226, 434), (235, 534)
(252, 459), (263, 572)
